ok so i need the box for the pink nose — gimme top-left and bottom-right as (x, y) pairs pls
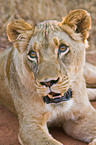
(40, 77), (59, 87)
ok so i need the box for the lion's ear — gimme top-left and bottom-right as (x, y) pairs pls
(58, 9), (91, 41)
(6, 19), (33, 51)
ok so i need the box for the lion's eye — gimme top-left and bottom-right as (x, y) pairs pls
(59, 44), (69, 54)
(27, 50), (38, 63)
(28, 50), (37, 58)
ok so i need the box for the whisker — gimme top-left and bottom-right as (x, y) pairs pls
(52, 82), (69, 89)
(53, 85), (69, 90)
(70, 79), (78, 82)
(57, 81), (69, 87)
(60, 77), (69, 84)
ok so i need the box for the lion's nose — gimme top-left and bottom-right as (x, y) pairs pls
(40, 77), (59, 87)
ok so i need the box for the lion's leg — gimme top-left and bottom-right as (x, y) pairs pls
(87, 88), (96, 101)
(18, 119), (62, 145)
(63, 104), (96, 144)
(84, 62), (96, 84)
(17, 107), (62, 145)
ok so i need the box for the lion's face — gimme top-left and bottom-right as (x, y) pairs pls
(7, 9), (91, 105)
(24, 20), (85, 104)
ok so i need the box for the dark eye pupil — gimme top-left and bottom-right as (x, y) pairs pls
(29, 50), (36, 58)
(31, 51), (35, 55)
(59, 44), (67, 52)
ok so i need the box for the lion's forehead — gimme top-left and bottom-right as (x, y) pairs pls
(36, 20), (59, 31)
(29, 21), (70, 48)
(34, 20), (62, 39)
(28, 20), (65, 51)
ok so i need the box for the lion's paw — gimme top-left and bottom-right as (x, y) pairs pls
(89, 139), (96, 145)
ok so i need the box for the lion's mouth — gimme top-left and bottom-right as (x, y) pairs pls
(43, 88), (72, 104)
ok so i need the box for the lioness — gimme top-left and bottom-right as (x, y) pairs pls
(0, 9), (96, 145)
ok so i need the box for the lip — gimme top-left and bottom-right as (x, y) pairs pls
(49, 91), (61, 98)
(43, 88), (72, 104)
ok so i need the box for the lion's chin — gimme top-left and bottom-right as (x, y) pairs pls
(43, 88), (72, 104)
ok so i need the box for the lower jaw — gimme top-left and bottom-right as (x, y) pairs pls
(43, 88), (72, 104)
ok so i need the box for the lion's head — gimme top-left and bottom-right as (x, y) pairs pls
(6, 9), (91, 107)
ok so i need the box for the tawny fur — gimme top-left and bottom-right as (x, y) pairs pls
(0, 9), (96, 145)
